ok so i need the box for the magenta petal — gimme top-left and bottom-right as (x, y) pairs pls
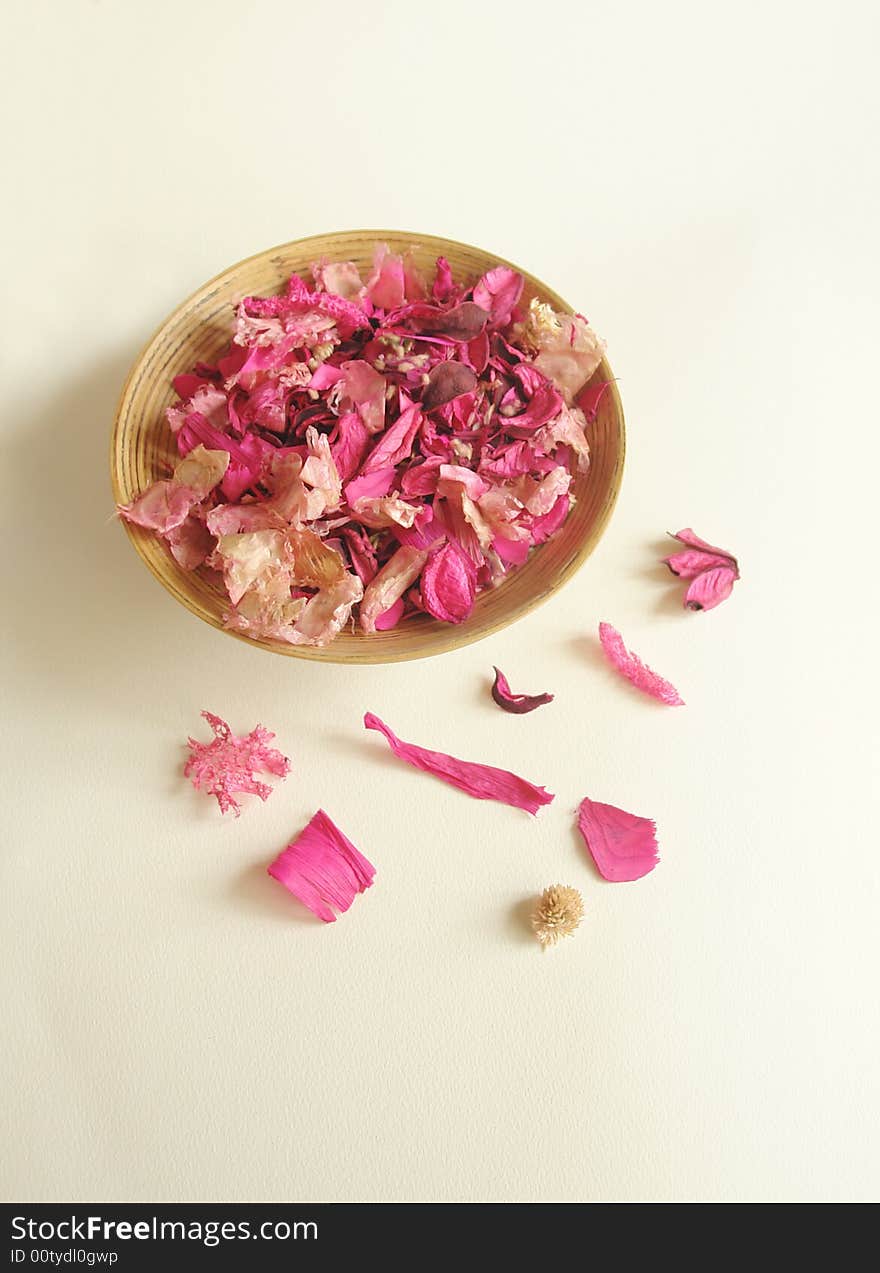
(577, 797), (659, 882)
(491, 667), (554, 714)
(684, 565), (738, 611)
(364, 712), (554, 815)
(267, 809), (375, 923)
(664, 549), (734, 580)
(421, 540), (477, 623)
(598, 622), (685, 706)
(472, 266), (524, 328)
(670, 527), (735, 559)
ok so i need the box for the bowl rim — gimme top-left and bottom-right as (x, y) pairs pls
(110, 229), (625, 663)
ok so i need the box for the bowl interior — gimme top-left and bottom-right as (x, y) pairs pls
(111, 230), (624, 663)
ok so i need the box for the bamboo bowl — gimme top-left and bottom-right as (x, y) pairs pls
(111, 230), (625, 663)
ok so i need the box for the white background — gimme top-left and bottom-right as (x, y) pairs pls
(3, 0), (879, 1202)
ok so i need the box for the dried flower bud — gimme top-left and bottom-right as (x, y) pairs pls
(531, 885), (584, 947)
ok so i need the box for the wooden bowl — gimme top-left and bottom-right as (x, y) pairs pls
(111, 230), (625, 663)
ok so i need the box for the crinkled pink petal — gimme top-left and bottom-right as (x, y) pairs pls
(351, 494), (421, 530)
(598, 622), (685, 706)
(344, 466), (396, 505)
(331, 359), (387, 433)
(432, 255), (458, 304)
(663, 529), (739, 611)
(473, 266), (524, 328)
(400, 456), (444, 497)
(166, 384), (229, 436)
(532, 313), (605, 404)
(221, 434), (274, 502)
(118, 480), (199, 533)
(330, 412), (371, 482)
(268, 809), (375, 923)
(166, 512), (215, 570)
(312, 259), (364, 301)
(536, 403), (591, 472)
(360, 403), (422, 474)
(393, 507), (444, 551)
(364, 244), (407, 310)
(363, 712), (554, 815)
(184, 711), (290, 817)
(528, 492), (571, 544)
(577, 796), (659, 882)
(491, 667), (554, 714)
(420, 540), (477, 623)
(360, 546), (428, 633)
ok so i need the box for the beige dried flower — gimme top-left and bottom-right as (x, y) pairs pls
(531, 885), (584, 948)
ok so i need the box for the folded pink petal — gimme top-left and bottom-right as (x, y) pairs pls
(684, 565), (738, 611)
(268, 809), (375, 923)
(491, 667), (554, 714)
(360, 546), (428, 633)
(420, 540), (477, 623)
(472, 266), (524, 328)
(577, 796), (659, 882)
(364, 712), (553, 815)
(598, 622), (685, 706)
(184, 711), (290, 817)
(664, 528), (740, 611)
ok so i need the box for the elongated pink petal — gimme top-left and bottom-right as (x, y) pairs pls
(598, 622), (685, 706)
(268, 809), (375, 923)
(491, 667), (554, 714)
(684, 565), (738, 611)
(421, 540), (476, 623)
(577, 796), (659, 882)
(184, 711), (290, 817)
(364, 712), (553, 815)
(360, 546), (428, 633)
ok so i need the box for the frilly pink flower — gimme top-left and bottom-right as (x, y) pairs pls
(183, 711), (290, 816)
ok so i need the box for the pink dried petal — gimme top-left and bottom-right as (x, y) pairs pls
(118, 480), (199, 533)
(532, 313), (605, 404)
(364, 712), (554, 816)
(684, 565), (738, 611)
(575, 378), (610, 422)
(166, 512), (215, 570)
(527, 493), (571, 544)
(364, 244), (407, 310)
(598, 622), (685, 706)
(351, 494), (421, 530)
(663, 529), (739, 611)
(184, 711), (290, 817)
(473, 266), (524, 328)
(360, 545), (428, 633)
(360, 403), (422, 474)
(312, 259), (364, 300)
(432, 255), (458, 304)
(331, 360), (387, 433)
(421, 362), (478, 411)
(330, 412), (371, 482)
(406, 301), (489, 342)
(287, 571), (363, 647)
(268, 809), (375, 923)
(491, 667), (554, 714)
(420, 540), (477, 623)
(577, 796), (659, 882)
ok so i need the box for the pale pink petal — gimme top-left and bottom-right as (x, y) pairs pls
(351, 494), (421, 530)
(473, 266), (524, 328)
(184, 711), (290, 817)
(172, 445), (230, 497)
(215, 530), (286, 605)
(421, 540), (477, 623)
(364, 243), (406, 310)
(664, 549), (734, 580)
(491, 667), (554, 714)
(577, 796), (659, 882)
(268, 809), (375, 923)
(331, 360), (387, 433)
(364, 713), (554, 815)
(312, 259), (364, 300)
(166, 513), (215, 570)
(360, 546), (428, 633)
(684, 565), (738, 611)
(532, 313), (605, 404)
(286, 571), (363, 646)
(668, 527), (737, 560)
(118, 481), (198, 533)
(598, 622), (685, 706)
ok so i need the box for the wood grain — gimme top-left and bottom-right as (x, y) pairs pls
(110, 230), (625, 663)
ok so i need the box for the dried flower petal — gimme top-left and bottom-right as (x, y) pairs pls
(577, 797), (659, 882)
(268, 809), (375, 923)
(360, 546), (428, 633)
(420, 540), (477, 623)
(598, 622), (685, 706)
(531, 885), (584, 946)
(421, 362), (478, 411)
(183, 711), (290, 816)
(491, 667), (554, 714)
(473, 266), (524, 328)
(664, 528), (740, 611)
(364, 712), (554, 815)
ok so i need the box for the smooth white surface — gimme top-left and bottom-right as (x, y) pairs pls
(3, 0), (879, 1203)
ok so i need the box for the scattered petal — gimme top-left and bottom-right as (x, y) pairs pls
(664, 529), (740, 611)
(491, 667), (554, 714)
(183, 711), (290, 817)
(268, 809), (375, 922)
(598, 622), (684, 706)
(577, 796), (659, 882)
(364, 712), (554, 815)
